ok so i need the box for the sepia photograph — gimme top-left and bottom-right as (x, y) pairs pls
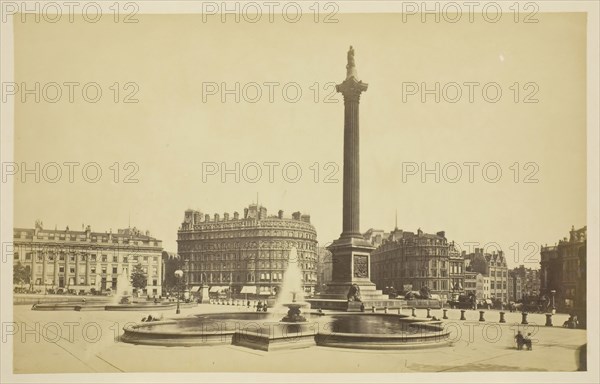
(0, 1), (598, 383)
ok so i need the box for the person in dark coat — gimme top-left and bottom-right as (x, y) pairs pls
(515, 331), (525, 350)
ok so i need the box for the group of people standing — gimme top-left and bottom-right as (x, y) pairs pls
(256, 301), (268, 312)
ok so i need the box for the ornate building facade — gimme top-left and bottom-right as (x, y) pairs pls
(369, 228), (455, 299)
(13, 221), (164, 296)
(540, 225), (586, 312)
(464, 248), (508, 302)
(177, 204), (318, 296)
(449, 247), (465, 296)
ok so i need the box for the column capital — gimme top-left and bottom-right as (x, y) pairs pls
(336, 77), (368, 102)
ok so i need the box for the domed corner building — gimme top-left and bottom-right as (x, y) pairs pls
(177, 204), (318, 301)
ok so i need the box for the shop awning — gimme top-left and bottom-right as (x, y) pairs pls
(209, 286), (229, 293)
(190, 286), (201, 292)
(240, 286), (257, 294)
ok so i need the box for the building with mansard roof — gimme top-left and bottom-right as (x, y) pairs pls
(368, 228), (459, 299)
(177, 204), (318, 297)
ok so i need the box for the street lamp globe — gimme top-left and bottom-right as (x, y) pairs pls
(174, 270), (184, 278)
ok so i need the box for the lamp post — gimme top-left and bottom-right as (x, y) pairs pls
(550, 289), (556, 314)
(175, 269), (183, 314)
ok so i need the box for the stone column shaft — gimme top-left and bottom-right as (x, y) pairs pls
(342, 97), (361, 237)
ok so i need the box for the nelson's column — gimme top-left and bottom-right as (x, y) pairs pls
(309, 47), (394, 311)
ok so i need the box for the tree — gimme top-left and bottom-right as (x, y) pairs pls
(13, 262), (31, 286)
(130, 263), (147, 294)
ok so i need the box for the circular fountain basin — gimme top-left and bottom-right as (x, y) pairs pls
(121, 312), (272, 346)
(121, 312), (449, 350)
(31, 301), (88, 311)
(315, 313), (450, 349)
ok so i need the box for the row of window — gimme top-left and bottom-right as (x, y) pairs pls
(188, 262), (316, 270)
(33, 264), (159, 276)
(31, 277), (160, 286)
(181, 240), (317, 252)
(181, 229), (316, 240)
(17, 252), (159, 264)
(187, 252), (317, 262)
(490, 282), (508, 290)
(19, 233), (160, 246)
(490, 270), (508, 278)
(374, 259), (450, 268)
(189, 272), (317, 283)
(375, 269), (450, 278)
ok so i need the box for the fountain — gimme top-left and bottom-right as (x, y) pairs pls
(272, 247), (310, 321)
(113, 267), (133, 305)
(281, 291), (307, 323)
(121, 247), (450, 350)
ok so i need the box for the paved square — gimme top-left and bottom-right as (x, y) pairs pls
(12, 304), (586, 373)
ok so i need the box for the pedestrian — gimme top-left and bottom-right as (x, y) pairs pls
(523, 333), (533, 350)
(515, 331), (525, 350)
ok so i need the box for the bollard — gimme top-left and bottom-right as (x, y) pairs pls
(521, 312), (529, 325)
(499, 311), (506, 323)
(384, 307), (388, 314)
(545, 313), (553, 327)
(460, 309), (466, 320)
(371, 306), (376, 313)
(426, 308), (432, 318)
(443, 308), (448, 319)
(479, 310), (485, 322)
(398, 307), (402, 315)
(411, 307), (417, 317)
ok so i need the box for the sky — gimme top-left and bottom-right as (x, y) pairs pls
(12, 11), (587, 269)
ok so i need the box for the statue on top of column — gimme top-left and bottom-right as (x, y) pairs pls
(347, 46), (355, 66)
(346, 46), (358, 80)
